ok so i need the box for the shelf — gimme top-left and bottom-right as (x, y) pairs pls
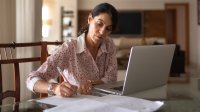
(61, 6), (74, 39)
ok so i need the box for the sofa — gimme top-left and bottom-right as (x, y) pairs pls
(170, 45), (185, 77)
(113, 37), (166, 69)
(113, 37), (185, 76)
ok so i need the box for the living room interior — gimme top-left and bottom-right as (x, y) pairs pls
(0, 0), (200, 103)
(44, 0), (190, 79)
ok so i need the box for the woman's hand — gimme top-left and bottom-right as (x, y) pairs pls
(78, 81), (92, 95)
(78, 80), (104, 95)
(54, 82), (78, 97)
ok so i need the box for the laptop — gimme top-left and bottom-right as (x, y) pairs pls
(93, 44), (175, 96)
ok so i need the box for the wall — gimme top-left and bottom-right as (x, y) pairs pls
(78, 10), (166, 38)
(78, 0), (165, 10)
(0, 0), (16, 43)
(44, 0), (78, 41)
(189, 0), (200, 75)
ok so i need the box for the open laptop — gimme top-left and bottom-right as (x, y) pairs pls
(93, 44), (175, 96)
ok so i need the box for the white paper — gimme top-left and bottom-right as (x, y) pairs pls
(94, 95), (164, 112)
(44, 99), (137, 112)
(38, 94), (163, 112)
(37, 94), (98, 106)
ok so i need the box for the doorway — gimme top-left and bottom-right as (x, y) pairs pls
(165, 3), (190, 83)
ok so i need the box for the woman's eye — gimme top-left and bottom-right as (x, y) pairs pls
(96, 21), (103, 27)
(106, 27), (112, 32)
(94, 20), (112, 32)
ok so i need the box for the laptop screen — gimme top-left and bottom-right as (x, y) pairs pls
(122, 44), (175, 95)
(93, 44), (175, 96)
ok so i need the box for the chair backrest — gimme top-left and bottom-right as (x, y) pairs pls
(0, 41), (63, 105)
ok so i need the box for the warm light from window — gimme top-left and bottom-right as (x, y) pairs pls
(42, 5), (52, 38)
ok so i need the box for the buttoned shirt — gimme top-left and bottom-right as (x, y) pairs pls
(26, 33), (117, 91)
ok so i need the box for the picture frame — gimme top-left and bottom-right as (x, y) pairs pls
(198, 0), (200, 25)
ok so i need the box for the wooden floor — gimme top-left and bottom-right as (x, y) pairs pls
(167, 65), (200, 100)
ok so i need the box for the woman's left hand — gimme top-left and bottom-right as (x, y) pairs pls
(78, 80), (92, 95)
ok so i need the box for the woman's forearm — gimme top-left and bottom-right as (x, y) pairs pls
(33, 80), (49, 93)
(33, 79), (78, 97)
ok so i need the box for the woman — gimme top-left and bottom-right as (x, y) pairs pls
(26, 2), (118, 97)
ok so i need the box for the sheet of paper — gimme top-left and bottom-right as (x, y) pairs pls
(36, 94), (98, 106)
(44, 99), (137, 112)
(94, 95), (164, 112)
(37, 94), (163, 112)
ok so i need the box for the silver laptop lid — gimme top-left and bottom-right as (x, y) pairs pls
(122, 44), (175, 95)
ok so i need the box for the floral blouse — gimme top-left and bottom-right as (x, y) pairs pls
(26, 33), (117, 91)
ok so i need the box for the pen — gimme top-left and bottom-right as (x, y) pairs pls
(56, 67), (77, 96)
(57, 67), (68, 82)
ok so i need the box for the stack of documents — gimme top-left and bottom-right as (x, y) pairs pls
(37, 95), (163, 112)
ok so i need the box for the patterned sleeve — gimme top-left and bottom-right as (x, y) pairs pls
(101, 39), (118, 83)
(27, 41), (73, 81)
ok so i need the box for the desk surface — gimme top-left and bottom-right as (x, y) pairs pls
(157, 100), (200, 112)
(1, 99), (200, 112)
(0, 100), (55, 112)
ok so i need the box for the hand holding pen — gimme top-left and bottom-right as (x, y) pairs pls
(56, 67), (78, 97)
(57, 67), (93, 95)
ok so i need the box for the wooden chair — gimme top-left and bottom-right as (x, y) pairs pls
(0, 41), (63, 105)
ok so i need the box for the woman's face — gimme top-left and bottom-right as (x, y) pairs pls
(87, 13), (112, 46)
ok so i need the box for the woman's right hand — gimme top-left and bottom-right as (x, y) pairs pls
(54, 82), (78, 97)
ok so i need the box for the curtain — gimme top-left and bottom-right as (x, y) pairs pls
(16, 0), (42, 101)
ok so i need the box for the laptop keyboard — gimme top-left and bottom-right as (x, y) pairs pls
(112, 86), (123, 91)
